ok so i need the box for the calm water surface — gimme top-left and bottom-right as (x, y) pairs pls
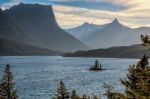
(0, 56), (139, 99)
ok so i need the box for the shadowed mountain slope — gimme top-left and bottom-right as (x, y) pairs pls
(4, 3), (89, 52)
(0, 37), (60, 56)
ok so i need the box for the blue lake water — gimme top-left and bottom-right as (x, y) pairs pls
(0, 56), (139, 99)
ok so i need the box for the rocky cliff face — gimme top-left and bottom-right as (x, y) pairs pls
(4, 3), (89, 52)
(0, 7), (35, 45)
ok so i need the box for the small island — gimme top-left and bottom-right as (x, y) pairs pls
(89, 60), (104, 71)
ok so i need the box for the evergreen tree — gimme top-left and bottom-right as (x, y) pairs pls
(104, 83), (125, 99)
(0, 64), (17, 99)
(93, 95), (99, 99)
(53, 81), (69, 99)
(82, 94), (90, 99)
(71, 90), (80, 99)
(104, 55), (150, 99)
(121, 55), (150, 98)
(141, 35), (150, 47)
(138, 54), (148, 69)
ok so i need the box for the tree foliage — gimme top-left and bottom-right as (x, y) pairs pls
(0, 64), (17, 99)
(93, 95), (100, 99)
(53, 81), (98, 99)
(105, 55), (150, 99)
(53, 81), (70, 99)
(121, 55), (150, 98)
(141, 35), (150, 47)
(71, 90), (80, 99)
(82, 94), (90, 99)
(104, 83), (125, 99)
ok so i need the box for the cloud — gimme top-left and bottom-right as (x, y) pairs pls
(0, 0), (20, 10)
(53, 4), (150, 28)
(1, 0), (149, 11)
(52, 0), (127, 11)
(0, 0), (129, 11)
(54, 11), (111, 28)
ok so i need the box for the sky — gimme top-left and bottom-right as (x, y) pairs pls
(0, 0), (150, 29)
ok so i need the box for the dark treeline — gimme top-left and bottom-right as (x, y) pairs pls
(0, 35), (150, 99)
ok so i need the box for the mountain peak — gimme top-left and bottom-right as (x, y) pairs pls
(82, 22), (95, 27)
(102, 18), (130, 30)
(108, 18), (124, 27)
(112, 18), (120, 24)
(18, 3), (24, 6)
(83, 22), (92, 25)
(10, 3), (52, 10)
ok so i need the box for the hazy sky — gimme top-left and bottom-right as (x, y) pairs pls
(0, 0), (150, 28)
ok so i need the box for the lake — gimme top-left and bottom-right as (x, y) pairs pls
(0, 56), (139, 99)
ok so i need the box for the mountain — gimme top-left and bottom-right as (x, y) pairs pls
(66, 22), (104, 40)
(0, 8), (35, 45)
(67, 19), (150, 49)
(4, 3), (89, 52)
(0, 37), (60, 56)
(84, 19), (136, 48)
(64, 44), (150, 58)
(0, 7), (56, 55)
(134, 26), (150, 34)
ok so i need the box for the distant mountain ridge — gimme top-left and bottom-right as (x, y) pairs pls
(66, 19), (150, 49)
(64, 44), (150, 58)
(0, 3), (90, 55)
(67, 22), (105, 40)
